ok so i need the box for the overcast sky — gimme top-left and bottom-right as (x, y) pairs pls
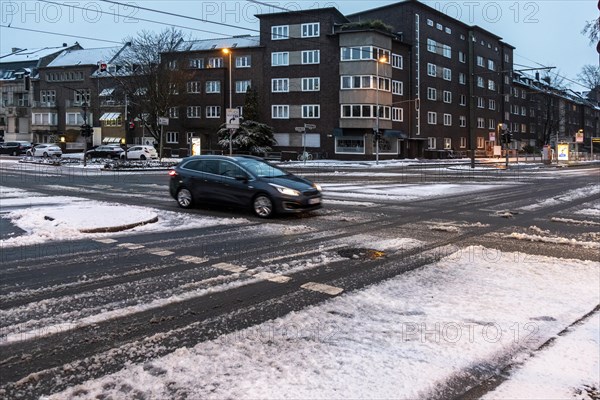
(0, 0), (597, 89)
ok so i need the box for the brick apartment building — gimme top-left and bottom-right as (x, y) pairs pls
(2, 0), (598, 158)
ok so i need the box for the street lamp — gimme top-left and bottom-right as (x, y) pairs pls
(375, 55), (387, 165)
(222, 48), (234, 155)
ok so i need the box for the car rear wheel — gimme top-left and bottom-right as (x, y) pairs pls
(253, 194), (274, 218)
(11, 150), (17, 156)
(43, 152), (49, 158)
(140, 155), (146, 160)
(176, 188), (193, 209)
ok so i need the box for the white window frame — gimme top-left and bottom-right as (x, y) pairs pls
(392, 80), (403, 95)
(301, 22), (320, 38)
(187, 81), (201, 93)
(392, 107), (403, 121)
(428, 137), (437, 149)
(442, 44), (451, 58)
(443, 114), (452, 126)
(271, 25), (289, 40)
(301, 50), (320, 64)
(427, 87), (437, 100)
(427, 63), (437, 77)
(271, 52), (289, 66)
(443, 91), (452, 103)
(206, 106), (221, 118)
(272, 78), (289, 93)
(187, 106), (201, 119)
(444, 138), (452, 149)
(459, 51), (466, 63)
(477, 117), (485, 128)
(302, 77), (320, 91)
(166, 131), (179, 144)
(235, 80), (251, 93)
(392, 54), (403, 69)
(272, 105), (289, 119)
(205, 81), (221, 93)
(235, 56), (251, 68)
(443, 68), (451, 81)
(489, 99), (496, 110)
(208, 57), (223, 68)
(302, 104), (320, 119)
(459, 116), (467, 127)
(168, 107), (179, 119)
(427, 111), (437, 125)
(459, 73), (466, 85)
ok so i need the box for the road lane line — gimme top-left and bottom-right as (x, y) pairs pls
(94, 238), (118, 244)
(149, 249), (175, 256)
(301, 282), (344, 296)
(117, 243), (146, 250)
(212, 262), (247, 273)
(254, 271), (291, 283)
(177, 255), (208, 264)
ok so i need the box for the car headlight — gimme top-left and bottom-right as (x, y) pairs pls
(269, 183), (300, 196)
(313, 183), (322, 191)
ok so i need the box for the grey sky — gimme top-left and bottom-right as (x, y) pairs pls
(0, 0), (597, 89)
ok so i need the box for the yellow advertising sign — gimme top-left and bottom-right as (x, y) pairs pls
(557, 143), (569, 161)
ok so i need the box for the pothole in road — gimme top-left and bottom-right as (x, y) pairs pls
(338, 248), (386, 260)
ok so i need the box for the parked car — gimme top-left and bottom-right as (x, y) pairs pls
(169, 155), (322, 218)
(121, 145), (158, 160)
(27, 144), (62, 157)
(0, 141), (32, 156)
(85, 145), (124, 159)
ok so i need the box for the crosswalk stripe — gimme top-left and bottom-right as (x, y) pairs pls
(117, 243), (145, 250)
(212, 262), (247, 273)
(94, 238), (118, 244)
(301, 282), (344, 296)
(177, 255), (208, 264)
(149, 250), (175, 256)
(254, 271), (291, 283)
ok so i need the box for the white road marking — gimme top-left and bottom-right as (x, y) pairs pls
(254, 271), (291, 283)
(149, 249), (175, 256)
(94, 238), (118, 244)
(212, 262), (247, 273)
(117, 243), (145, 250)
(177, 255), (208, 264)
(301, 282), (344, 296)
(262, 244), (346, 263)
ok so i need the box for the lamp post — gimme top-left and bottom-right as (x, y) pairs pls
(222, 48), (234, 155)
(375, 56), (387, 165)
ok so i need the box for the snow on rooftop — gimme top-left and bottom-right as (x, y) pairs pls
(186, 35), (260, 51)
(46, 47), (121, 67)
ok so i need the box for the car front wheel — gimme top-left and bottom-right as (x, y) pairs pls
(176, 188), (193, 209)
(253, 194), (274, 218)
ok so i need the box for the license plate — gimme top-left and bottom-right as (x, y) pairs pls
(308, 198), (321, 205)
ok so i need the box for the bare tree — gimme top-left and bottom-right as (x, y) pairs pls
(534, 71), (566, 146)
(582, 17), (600, 45)
(577, 64), (600, 89)
(112, 28), (193, 150)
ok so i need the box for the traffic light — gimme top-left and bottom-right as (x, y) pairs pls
(502, 132), (513, 144)
(80, 124), (93, 137)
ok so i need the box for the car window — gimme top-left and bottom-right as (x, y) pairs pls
(219, 161), (246, 178)
(236, 158), (287, 178)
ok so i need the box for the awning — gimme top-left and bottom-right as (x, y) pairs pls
(383, 130), (407, 139)
(99, 88), (115, 97)
(102, 137), (122, 143)
(99, 112), (121, 121)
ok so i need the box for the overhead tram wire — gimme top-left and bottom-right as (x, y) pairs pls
(0, 25), (123, 45)
(37, 0), (246, 40)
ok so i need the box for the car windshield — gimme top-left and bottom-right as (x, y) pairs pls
(236, 158), (287, 178)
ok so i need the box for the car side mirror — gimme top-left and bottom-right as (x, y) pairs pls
(234, 174), (249, 182)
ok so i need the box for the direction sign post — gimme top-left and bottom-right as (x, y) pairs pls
(226, 108), (240, 156)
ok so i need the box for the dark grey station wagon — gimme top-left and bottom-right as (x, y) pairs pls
(169, 155), (322, 218)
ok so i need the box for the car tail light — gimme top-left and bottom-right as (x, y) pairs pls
(168, 170), (178, 177)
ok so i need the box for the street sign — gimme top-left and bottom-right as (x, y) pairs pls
(489, 131), (496, 142)
(295, 127), (305, 132)
(158, 117), (169, 126)
(304, 124), (316, 130)
(226, 108), (240, 129)
(575, 129), (584, 143)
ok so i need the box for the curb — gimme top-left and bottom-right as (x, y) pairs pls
(78, 216), (159, 234)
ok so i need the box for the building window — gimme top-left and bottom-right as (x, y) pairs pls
(205, 81), (221, 93)
(477, 136), (485, 148)
(427, 63), (437, 77)
(428, 137), (437, 149)
(187, 106), (201, 118)
(302, 104), (320, 118)
(443, 114), (452, 126)
(335, 137), (365, 154)
(341, 104), (390, 119)
(189, 58), (204, 69)
(341, 46), (390, 61)
(272, 105), (289, 119)
(206, 106), (221, 118)
(66, 112), (85, 126)
(187, 81), (201, 93)
(427, 87), (437, 100)
(443, 68), (451, 81)
(427, 111), (437, 124)
(445, 27), (452, 34)
(459, 73), (466, 85)
(168, 107), (179, 119)
(460, 95), (467, 106)
(460, 137), (467, 147)
(489, 100), (496, 110)
(442, 44), (451, 58)
(443, 91), (452, 103)
(477, 56), (484, 67)
(272, 78), (289, 92)
(444, 137), (452, 149)
(392, 80), (403, 95)
(459, 51), (466, 63)
(436, 23), (443, 30)
(488, 80), (496, 91)
(236, 56), (251, 68)
(301, 23), (319, 37)
(32, 113), (58, 125)
(271, 25), (289, 40)
(208, 57), (223, 68)
(302, 50), (320, 64)
(302, 77), (320, 91)
(392, 54), (403, 69)
(272, 52), (289, 66)
(459, 116), (466, 127)
(40, 90), (56, 104)
(477, 97), (485, 108)
(166, 131), (179, 144)
(477, 117), (485, 128)
(488, 59), (495, 71)
(392, 107), (403, 121)
(521, 106), (526, 116)
(235, 80), (251, 93)
(427, 19), (434, 26)
(477, 76), (484, 88)
(488, 119), (496, 129)
(427, 39), (437, 53)
(73, 89), (90, 104)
